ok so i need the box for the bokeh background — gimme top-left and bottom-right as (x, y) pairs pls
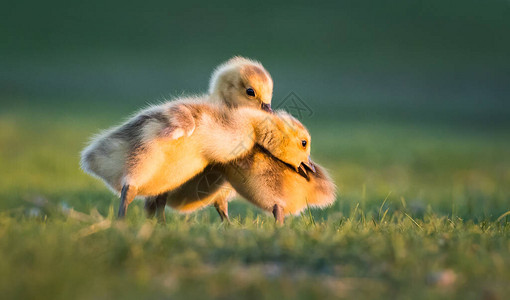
(1, 1), (510, 299)
(2, 0), (510, 121)
(2, 0), (509, 217)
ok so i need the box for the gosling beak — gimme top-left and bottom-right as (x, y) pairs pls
(261, 103), (272, 112)
(303, 157), (316, 174)
(296, 157), (316, 181)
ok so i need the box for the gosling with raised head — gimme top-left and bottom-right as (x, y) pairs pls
(208, 56), (273, 111)
(145, 56), (274, 221)
(81, 102), (312, 218)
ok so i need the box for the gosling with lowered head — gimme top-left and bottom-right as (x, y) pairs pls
(162, 112), (336, 224)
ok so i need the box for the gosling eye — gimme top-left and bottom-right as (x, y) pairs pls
(301, 140), (307, 148)
(246, 88), (255, 97)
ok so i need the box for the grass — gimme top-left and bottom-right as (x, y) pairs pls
(1, 108), (509, 299)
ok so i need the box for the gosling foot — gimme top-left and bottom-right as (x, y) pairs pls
(214, 201), (230, 223)
(118, 184), (137, 219)
(272, 204), (284, 225)
(154, 194), (167, 224)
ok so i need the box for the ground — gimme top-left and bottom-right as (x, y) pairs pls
(0, 106), (509, 299)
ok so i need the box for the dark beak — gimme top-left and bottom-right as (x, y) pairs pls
(296, 157), (316, 181)
(261, 103), (272, 112)
(302, 157), (316, 173)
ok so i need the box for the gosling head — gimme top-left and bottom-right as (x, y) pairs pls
(209, 56), (273, 112)
(263, 111), (316, 180)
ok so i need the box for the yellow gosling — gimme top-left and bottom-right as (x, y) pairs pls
(81, 101), (311, 218)
(146, 56), (274, 221)
(164, 113), (336, 225)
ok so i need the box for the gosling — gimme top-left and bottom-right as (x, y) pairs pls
(145, 56), (274, 221)
(81, 101), (313, 218)
(208, 56), (273, 111)
(163, 113), (336, 224)
(222, 114), (336, 224)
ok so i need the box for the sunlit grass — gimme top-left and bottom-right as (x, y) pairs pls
(1, 111), (509, 299)
(1, 207), (509, 299)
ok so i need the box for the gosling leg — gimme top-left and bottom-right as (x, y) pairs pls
(154, 194), (167, 224)
(214, 199), (230, 223)
(118, 184), (137, 218)
(272, 204), (284, 225)
(144, 196), (157, 218)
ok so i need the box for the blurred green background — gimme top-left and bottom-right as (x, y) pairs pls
(2, 0), (509, 122)
(1, 0), (509, 217)
(1, 1), (510, 299)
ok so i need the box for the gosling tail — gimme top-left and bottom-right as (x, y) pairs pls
(80, 132), (127, 192)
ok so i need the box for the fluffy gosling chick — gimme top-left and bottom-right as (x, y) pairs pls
(146, 56), (273, 221)
(209, 56), (273, 112)
(165, 112), (336, 224)
(223, 149), (336, 225)
(81, 101), (311, 218)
